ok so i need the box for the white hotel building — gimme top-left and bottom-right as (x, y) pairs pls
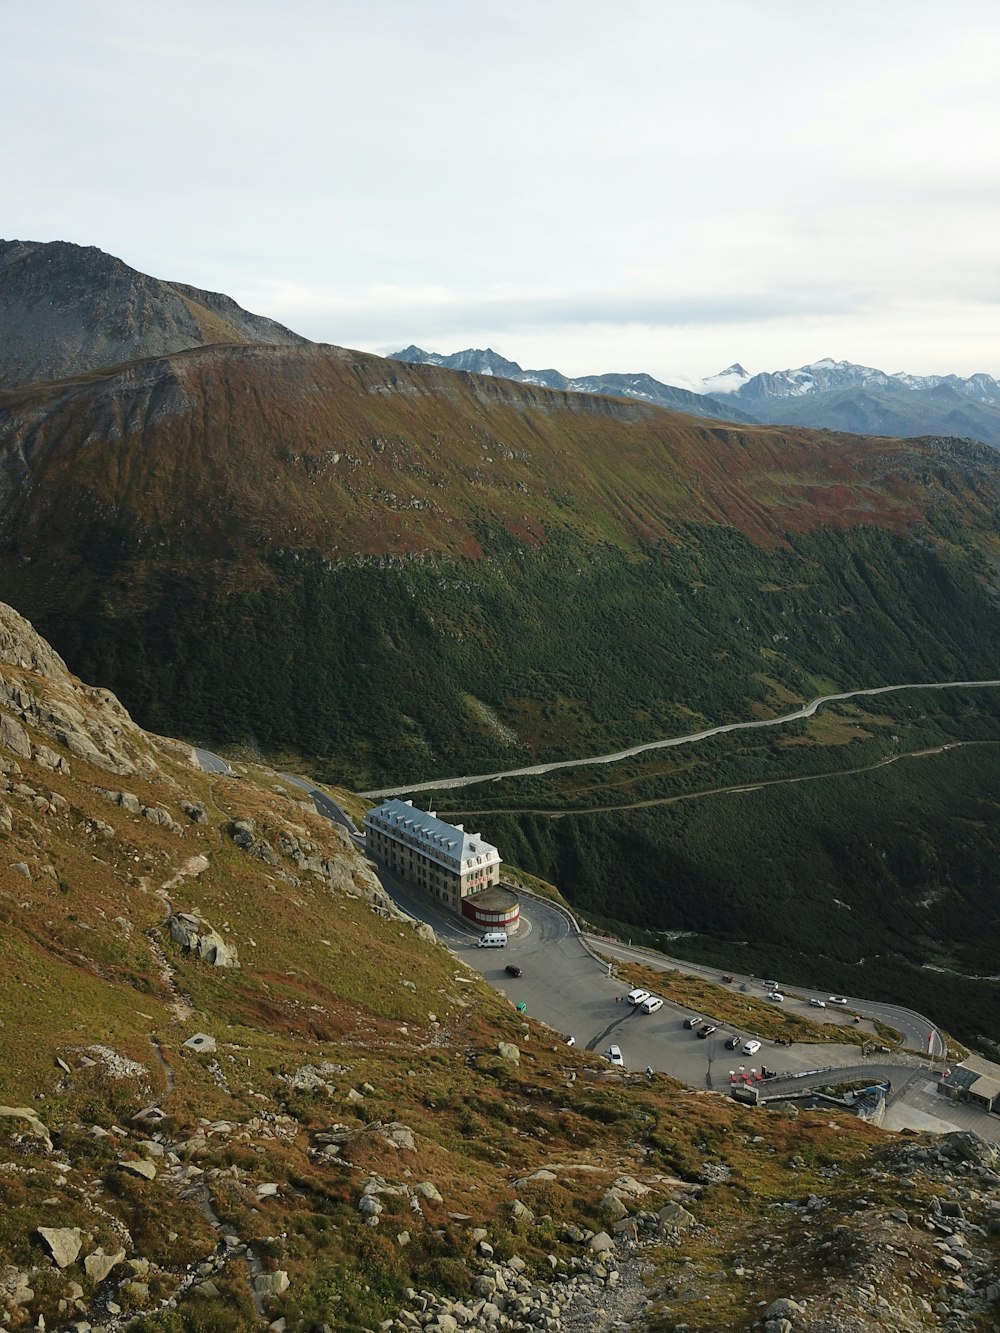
(364, 798), (513, 922)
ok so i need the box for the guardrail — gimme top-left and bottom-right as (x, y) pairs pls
(507, 883), (614, 974)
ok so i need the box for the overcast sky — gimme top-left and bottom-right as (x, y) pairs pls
(6, 1), (1000, 382)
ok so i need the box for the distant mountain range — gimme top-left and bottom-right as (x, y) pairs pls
(0, 238), (307, 387)
(391, 347), (1000, 448)
(390, 345), (760, 425)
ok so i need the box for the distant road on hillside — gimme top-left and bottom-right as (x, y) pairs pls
(360, 678), (1000, 798)
(194, 747), (231, 774)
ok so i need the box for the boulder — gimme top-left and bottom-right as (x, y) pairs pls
(0, 713), (32, 759)
(600, 1191), (630, 1222)
(253, 1271), (290, 1296)
(658, 1202), (697, 1231)
(588, 1231), (615, 1253)
(84, 1248), (126, 1283)
(765, 1298), (807, 1322)
(168, 912), (239, 967)
(497, 1042), (520, 1064)
(1, 1104), (53, 1149)
(941, 1130), (998, 1169)
(119, 1158), (157, 1180)
(383, 1123), (416, 1151)
(37, 1227), (82, 1268)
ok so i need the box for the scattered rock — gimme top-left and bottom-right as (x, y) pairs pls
(168, 912), (239, 968)
(1, 1104), (53, 1149)
(0, 713), (32, 759)
(119, 1158), (157, 1180)
(36, 1227), (82, 1268)
(84, 1248), (126, 1283)
(253, 1270), (290, 1296)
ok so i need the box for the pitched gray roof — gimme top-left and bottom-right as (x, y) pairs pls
(364, 798), (502, 873)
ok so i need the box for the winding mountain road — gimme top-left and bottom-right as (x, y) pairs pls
(359, 678), (1000, 798)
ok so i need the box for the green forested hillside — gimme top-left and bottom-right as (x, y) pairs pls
(31, 521), (1000, 790)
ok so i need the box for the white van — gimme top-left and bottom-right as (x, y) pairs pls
(478, 931), (508, 948)
(627, 988), (651, 1006)
(640, 996), (663, 1014)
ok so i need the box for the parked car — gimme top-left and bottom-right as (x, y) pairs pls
(721, 974), (735, 983)
(742, 1039), (762, 1056)
(828, 995), (849, 1005)
(683, 1015), (703, 1029)
(627, 989), (651, 1007)
(762, 979), (778, 990)
(809, 998), (826, 1008)
(697, 1023), (717, 1038)
(767, 992), (785, 1003)
(724, 1034), (741, 1050)
(606, 1045), (625, 1067)
(504, 964), (522, 977)
(640, 996), (664, 1014)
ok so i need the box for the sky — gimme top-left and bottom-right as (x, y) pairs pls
(6, 1), (1000, 384)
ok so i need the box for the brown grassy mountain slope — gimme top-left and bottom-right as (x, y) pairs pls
(2, 599), (999, 1333)
(0, 240), (308, 390)
(1, 340), (997, 582)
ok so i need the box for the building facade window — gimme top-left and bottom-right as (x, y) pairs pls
(363, 798), (502, 912)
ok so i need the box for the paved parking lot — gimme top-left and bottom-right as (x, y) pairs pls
(884, 1077), (1000, 1143)
(310, 807), (1000, 1145)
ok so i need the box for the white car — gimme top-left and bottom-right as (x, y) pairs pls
(766, 992), (785, 1002)
(829, 995), (849, 1005)
(809, 998), (826, 1008)
(640, 996), (663, 1014)
(606, 1045), (625, 1067)
(742, 1039), (762, 1056)
(627, 989), (651, 1006)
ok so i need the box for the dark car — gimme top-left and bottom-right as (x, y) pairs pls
(505, 964), (522, 978)
(697, 1023), (717, 1039)
(724, 1034), (741, 1050)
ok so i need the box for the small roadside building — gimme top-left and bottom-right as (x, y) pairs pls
(938, 1055), (1000, 1113)
(364, 798), (518, 927)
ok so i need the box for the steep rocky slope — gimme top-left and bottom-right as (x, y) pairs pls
(2, 602), (1000, 1332)
(0, 240), (307, 388)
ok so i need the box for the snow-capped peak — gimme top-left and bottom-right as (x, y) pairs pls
(685, 363), (751, 396)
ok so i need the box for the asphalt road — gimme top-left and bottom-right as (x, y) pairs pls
(360, 678), (1000, 798)
(587, 937), (943, 1057)
(194, 747), (231, 774)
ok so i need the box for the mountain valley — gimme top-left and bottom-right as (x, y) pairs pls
(1, 244), (1000, 1052)
(2, 239), (1000, 1328)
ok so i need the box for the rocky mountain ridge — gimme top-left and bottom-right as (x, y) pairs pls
(390, 345), (760, 424)
(0, 239), (308, 389)
(2, 601), (1000, 1331)
(395, 347), (1000, 449)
